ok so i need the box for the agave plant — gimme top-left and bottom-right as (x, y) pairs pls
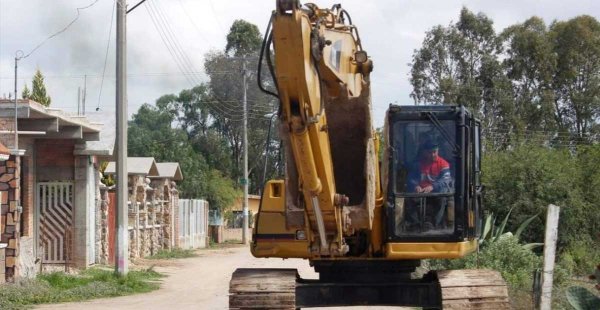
(479, 208), (543, 250)
(567, 285), (600, 310)
(567, 264), (600, 309)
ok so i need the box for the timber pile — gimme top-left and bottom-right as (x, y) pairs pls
(229, 268), (297, 309)
(438, 269), (510, 309)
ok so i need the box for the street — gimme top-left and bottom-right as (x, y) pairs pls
(37, 245), (401, 310)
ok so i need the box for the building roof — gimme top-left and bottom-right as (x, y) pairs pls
(0, 100), (102, 146)
(104, 157), (159, 176)
(150, 162), (183, 181)
(73, 110), (116, 156)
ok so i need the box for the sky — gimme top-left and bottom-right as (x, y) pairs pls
(0, 0), (598, 127)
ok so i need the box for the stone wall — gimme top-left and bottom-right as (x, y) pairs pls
(98, 185), (110, 265)
(99, 176), (180, 260)
(0, 156), (21, 281)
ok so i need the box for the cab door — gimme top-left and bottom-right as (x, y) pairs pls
(472, 120), (483, 238)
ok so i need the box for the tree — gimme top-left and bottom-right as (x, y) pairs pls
(500, 17), (558, 139)
(128, 101), (239, 210)
(225, 20), (262, 57)
(410, 8), (510, 136)
(21, 84), (31, 99)
(202, 19), (278, 193)
(30, 69), (51, 106)
(549, 16), (600, 141)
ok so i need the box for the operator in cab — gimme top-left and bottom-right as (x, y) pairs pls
(408, 140), (453, 194)
(404, 140), (454, 232)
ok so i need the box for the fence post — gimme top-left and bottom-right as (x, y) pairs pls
(540, 204), (560, 310)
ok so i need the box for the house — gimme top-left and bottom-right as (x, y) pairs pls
(0, 99), (113, 282)
(222, 194), (261, 242)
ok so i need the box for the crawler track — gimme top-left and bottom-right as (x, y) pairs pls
(230, 268), (509, 309)
(439, 269), (510, 309)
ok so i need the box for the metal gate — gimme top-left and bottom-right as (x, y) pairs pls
(37, 182), (74, 264)
(178, 199), (208, 249)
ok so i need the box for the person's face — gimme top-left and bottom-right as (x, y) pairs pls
(424, 148), (439, 162)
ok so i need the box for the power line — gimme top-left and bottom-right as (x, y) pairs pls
(97, 0), (116, 111)
(22, 0), (101, 59)
(145, 0), (196, 87)
(176, 0), (209, 43)
(207, 0), (226, 36)
(144, 0), (235, 119)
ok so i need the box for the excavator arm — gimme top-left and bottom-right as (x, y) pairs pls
(270, 0), (374, 256)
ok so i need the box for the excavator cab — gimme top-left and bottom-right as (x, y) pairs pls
(384, 105), (483, 258)
(383, 106), (482, 259)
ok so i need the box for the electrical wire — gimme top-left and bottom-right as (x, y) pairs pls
(207, 0), (226, 36)
(22, 0), (101, 59)
(97, 0), (116, 111)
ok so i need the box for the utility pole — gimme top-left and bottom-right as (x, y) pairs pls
(242, 60), (249, 245)
(13, 56), (19, 150)
(115, 0), (129, 275)
(262, 112), (276, 194)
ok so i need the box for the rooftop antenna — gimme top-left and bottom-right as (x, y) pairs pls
(82, 75), (87, 115)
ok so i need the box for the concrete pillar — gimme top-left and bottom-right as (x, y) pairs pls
(73, 155), (91, 268)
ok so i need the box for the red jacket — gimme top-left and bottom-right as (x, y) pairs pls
(418, 157), (451, 190)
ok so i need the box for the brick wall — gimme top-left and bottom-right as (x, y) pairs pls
(0, 118), (15, 149)
(35, 139), (74, 181)
(20, 139), (34, 237)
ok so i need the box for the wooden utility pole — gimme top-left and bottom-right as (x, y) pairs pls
(115, 0), (129, 275)
(540, 204), (560, 310)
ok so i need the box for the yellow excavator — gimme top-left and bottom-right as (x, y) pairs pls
(230, 1), (509, 308)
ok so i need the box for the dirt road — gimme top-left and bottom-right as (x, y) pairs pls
(37, 245), (401, 310)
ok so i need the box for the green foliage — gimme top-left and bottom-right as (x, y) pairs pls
(434, 236), (542, 289)
(128, 102), (240, 210)
(479, 209), (542, 250)
(203, 19), (279, 193)
(0, 268), (162, 309)
(549, 16), (600, 139)
(21, 84), (30, 100)
(566, 286), (600, 310)
(226, 19), (262, 57)
(411, 11), (600, 146)
(410, 7), (510, 134)
(147, 248), (197, 260)
(560, 239), (600, 276)
(99, 161), (115, 186)
(483, 145), (598, 248)
(29, 69), (51, 106)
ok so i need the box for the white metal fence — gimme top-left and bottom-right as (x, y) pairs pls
(178, 199), (209, 249)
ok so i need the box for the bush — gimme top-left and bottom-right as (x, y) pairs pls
(432, 236), (541, 289)
(559, 238), (600, 276)
(482, 145), (600, 273)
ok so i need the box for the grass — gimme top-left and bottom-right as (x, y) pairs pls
(146, 248), (198, 260)
(0, 267), (163, 310)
